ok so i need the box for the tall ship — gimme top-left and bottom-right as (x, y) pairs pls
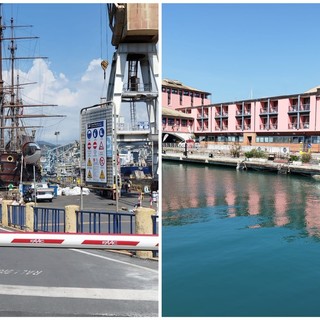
(0, 8), (63, 187)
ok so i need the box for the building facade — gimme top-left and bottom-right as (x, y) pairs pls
(162, 79), (320, 153)
(162, 79), (211, 142)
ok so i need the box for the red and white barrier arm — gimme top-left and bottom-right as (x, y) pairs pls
(0, 232), (159, 251)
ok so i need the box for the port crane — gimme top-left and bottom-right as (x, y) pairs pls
(80, 3), (159, 199)
(106, 3), (159, 182)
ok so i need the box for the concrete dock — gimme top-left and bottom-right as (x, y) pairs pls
(162, 150), (320, 177)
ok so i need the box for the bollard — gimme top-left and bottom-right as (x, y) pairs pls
(25, 202), (35, 232)
(135, 207), (156, 259)
(65, 205), (79, 233)
(1, 200), (13, 227)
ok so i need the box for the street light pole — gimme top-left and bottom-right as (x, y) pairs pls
(54, 131), (60, 172)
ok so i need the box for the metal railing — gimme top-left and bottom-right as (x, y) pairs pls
(76, 210), (135, 234)
(8, 205), (26, 230)
(33, 207), (66, 232)
(151, 215), (158, 235)
(1, 205), (158, 236)
(76, 210), (159, 235)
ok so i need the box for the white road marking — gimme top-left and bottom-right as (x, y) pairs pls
(70, 248), (158, 274)
(0, 284), (157, 301)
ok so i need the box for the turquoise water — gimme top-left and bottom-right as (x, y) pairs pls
(162, 162), (320, 317)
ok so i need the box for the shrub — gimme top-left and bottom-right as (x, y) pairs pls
(230, 144), (241, 158)
(244, 148), (267, 159)
(301, 152), (311, 163)
(289, 155), (300, 162)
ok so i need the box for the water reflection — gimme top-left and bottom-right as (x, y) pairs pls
(163, 162), (320, 238)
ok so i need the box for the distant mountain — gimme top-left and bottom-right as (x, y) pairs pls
(36, 141), (57, 153)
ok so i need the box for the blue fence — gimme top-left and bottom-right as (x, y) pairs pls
(76, 210), (159, 235)
(1, 205), (158, 236)
(33, 207), (66, 232)
(76, 210), (135, 234)
(7, 205), (26, 230)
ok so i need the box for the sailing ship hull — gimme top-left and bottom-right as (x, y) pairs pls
(0, 152), (21, 186)
(0, 151), (41, 187)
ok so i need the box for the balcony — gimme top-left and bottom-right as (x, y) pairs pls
(288, 105), (298, 112)
(300, 122), (309, 129)
(270, 107), (278, 113)
(288, 123), (298, 129)
(260, 124), (268, 130)
(300, 104), (310, 112)
(260, 108), (268, 114)
(197, 113), (208, 119)
(270, 123), (278, 129)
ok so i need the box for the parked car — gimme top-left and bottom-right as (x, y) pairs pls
(31, 183), (54, 202)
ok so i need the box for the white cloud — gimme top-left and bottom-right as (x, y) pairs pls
(3, 58), (106, 145)
(2, 57), (150, 145)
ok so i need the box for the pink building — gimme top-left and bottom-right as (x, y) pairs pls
(162, 79), (211, 142)
(162, 79), (320, 153)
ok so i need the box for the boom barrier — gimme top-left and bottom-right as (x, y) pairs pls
(0, 232), (159, 251)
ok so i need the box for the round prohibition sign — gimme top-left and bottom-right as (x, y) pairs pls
(99, 157), (105, 166)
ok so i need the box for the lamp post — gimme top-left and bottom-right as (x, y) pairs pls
(54, 131), (60, 172)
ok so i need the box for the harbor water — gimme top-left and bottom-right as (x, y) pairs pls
(162, 161), (320, 317)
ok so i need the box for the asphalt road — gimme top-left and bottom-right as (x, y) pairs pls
(0, 190), (159, 316)
(37, 189), (157, 212)
(0, 227), (158, 316)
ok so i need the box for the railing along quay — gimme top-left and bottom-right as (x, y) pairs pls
(7, 205), (25, 230)
(1, 204), (158, 236)
(34, 207), (66, 232)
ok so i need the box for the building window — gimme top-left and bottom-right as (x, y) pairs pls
(168, 118), (174, 126)
(162, 118), (167, 125)
(181, 119), (187, 126)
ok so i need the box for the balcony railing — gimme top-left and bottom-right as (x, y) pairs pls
(260, 124), (268, 130)
(300, 122), (309, 129)
(288, 123), (298, 129)
(270, 107), (278, 113)
(300, 104), (310, 111)
(288, 105), (298, 112)
(197, 113), (208, 119)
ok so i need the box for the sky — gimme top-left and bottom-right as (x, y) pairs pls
(0, 3), (142, 145)
(162, 3), (320, 104)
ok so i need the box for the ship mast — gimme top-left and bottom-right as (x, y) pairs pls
(0, 7), (5, 151)
(0, 9), (65, 153)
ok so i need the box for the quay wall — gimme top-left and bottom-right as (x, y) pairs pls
(162, 149), (320, 177)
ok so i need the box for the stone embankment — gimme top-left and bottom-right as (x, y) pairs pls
(162, 148), (320, 178)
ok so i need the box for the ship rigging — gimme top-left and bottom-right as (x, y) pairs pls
(0, 8), (65, 187)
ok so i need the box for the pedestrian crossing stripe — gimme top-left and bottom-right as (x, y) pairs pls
(87, 170), (92, 179)
(100, 170), (105, 179)
(87, 158), (92, 166)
